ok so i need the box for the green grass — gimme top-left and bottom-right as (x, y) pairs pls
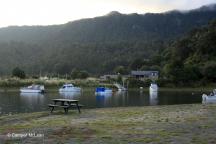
(1, 104), (216, 143)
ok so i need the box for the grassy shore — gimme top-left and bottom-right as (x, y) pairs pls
(0, 104), (216, 144)
(0, 78), (216, 90)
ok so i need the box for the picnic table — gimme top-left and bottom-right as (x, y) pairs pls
(48, 99), (83, 114)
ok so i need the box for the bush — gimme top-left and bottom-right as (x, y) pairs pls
(127, 78), (153, 88)
(202, 62), (216, 82)
(12, 67), (26, 79)
(71, 70), (89, 79)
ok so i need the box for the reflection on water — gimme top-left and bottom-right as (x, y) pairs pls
(59, 91), (81, 98)
(0, 89), (203, 114)
(96, 95), (110, 107)
(149, 91), (158, 105)
(20, 93), (45, 104)
(96, 93), (112, 107)
(115, 91), (127, 97)
(20, 93), (45, 112)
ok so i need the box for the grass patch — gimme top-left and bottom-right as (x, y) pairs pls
(1, 104), (216, 143)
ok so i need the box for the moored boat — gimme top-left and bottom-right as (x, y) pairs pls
(149, 83), (158, 92)
(20, 85), (45, 93)
(95, 87), (112, 95)
(202, 89), (216, 102)
(59, 84), (81, 92)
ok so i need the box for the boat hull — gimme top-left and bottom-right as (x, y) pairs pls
(202, 94), (216, 101)
(95, 89), (112, 95)
(20, 89), (43, 93)
(149, 83), (158, 92)
(95, 91), (112, 95)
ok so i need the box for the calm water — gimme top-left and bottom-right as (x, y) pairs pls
(0, 89), (203, 114)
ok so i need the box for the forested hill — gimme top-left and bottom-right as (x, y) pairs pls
(160, 20), (216, 85)
(0, 4), (216, 43)
(57, 5), (216, 43)
(0, 4), (216, 75)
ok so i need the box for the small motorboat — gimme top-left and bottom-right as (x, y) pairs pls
(202, 89), (216, 103)
(20, 85), (45, 93)
(149, 83), (158, 92)
(59, 84), (81, 92)
(95, 87), (112, 95)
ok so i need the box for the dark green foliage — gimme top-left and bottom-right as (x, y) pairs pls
(127, 78), (145, 88)
(130, 58), (144, 70)
(71, 69), (89, 79)
(163, 59), (184, 84)
(161, 19), (216, 84)
(202, 62), (216, 81)
(114, 66), (128, 75)
(116, 75), (123, 83)
(0, 5), (215, 76)
(12, 67), (26, 79)
(127, 77), (152, 88)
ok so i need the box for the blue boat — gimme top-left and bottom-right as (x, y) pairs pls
(95, 87), (112, 95)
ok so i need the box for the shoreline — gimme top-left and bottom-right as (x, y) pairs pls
(0, 87), (213, 93)
(1, 104), (216, 143)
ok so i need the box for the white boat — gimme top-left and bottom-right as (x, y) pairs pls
(20, 85), (45, 93)
(95, 87), (112, 95)
(114, 83), (127, 91)
(59, 84), (81, 92)
(149, 83), (158, 92)
(202, 89), (216, 103)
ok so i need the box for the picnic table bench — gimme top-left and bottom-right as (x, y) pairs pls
(48, 99), (84, 114)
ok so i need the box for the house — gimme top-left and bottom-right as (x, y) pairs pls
(131, 70), (159, 80)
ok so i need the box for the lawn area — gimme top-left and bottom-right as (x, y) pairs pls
(0, 104), (216, 144)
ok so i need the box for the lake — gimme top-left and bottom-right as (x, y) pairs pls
(0, 89), (204, 114)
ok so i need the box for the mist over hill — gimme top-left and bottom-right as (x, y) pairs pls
(0, 4), (216, 75)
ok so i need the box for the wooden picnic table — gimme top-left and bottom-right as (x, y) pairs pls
(48, 99), (83, 114)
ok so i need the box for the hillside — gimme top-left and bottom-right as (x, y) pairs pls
(0, 4), (216, 75)
(160, 20), (216, 85)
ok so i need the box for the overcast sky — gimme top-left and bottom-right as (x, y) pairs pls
(0, 0), (215, 27)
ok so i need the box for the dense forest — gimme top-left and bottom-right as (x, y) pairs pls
(161, 20), (216, 85)
(0, 4), (216, 77)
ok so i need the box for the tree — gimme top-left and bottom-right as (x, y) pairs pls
(163, 59), (184, 84)
(114, 66), (128, 75)
(77, 71), (89, 79)
(71, 69), (89, 79)
(71, 69), (79, 79)
(12, 67), (26, 79)
(202, 62), (216, 82)
(130, 58), (143, 70)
